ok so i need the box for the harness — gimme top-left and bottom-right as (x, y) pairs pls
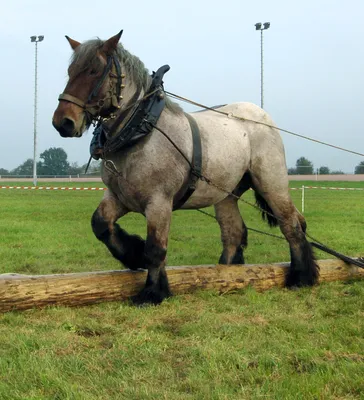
(90, 65), (170, 158)
(59, 53), (202, 209)
(58, 54), (125, 123)
(172, 113), (202, 210)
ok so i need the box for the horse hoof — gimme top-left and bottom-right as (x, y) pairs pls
(287, 285), (300, 291)
(131, 287), (172, 306)
(286, 271), (318, 288)
(122, 252), (146, 270)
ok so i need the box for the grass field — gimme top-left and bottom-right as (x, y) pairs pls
(0, 180), (363, 399)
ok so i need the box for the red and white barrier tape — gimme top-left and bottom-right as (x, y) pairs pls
(0, 185), (363, 192)
(298, 186), (363, 191)
(0, 186), (107, 191)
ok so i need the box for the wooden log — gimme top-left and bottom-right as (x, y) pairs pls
(0, 259), (363, 313)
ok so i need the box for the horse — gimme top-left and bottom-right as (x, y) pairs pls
(52, 31), (319, 305)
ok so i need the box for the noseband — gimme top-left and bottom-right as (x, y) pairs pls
(58, 54), (125, 123)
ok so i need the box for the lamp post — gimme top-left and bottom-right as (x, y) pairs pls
(255, 22), (270, 109)
(30, 35), (44, 186)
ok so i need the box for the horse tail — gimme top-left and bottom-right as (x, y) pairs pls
(254, 192), (279, 227)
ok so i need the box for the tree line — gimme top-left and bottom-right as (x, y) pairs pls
(0, 147), (100, 176)
(1, 150), (364, 176)
(288, 157), (364, 175)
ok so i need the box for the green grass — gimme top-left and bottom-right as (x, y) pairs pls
(0, 180), (363, 274)
(0, 180), (363, 399)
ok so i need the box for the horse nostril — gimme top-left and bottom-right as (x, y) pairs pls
(62, 118), (75, 132)
(55, 118), (75, 137)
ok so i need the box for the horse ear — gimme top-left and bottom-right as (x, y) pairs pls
(102, 30), (123, 55)
(65, 36), (81, 50)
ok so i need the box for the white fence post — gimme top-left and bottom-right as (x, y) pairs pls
(302, 185), (305, 214)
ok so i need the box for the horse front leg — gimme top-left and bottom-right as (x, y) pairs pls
(91, 191), (146, 270)
(132, 197), (173, 305)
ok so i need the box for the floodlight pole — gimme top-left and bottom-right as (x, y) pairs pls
(260, 29), (264, 109)
(30, 35), (44, 186)
(255, 22), (270, 109)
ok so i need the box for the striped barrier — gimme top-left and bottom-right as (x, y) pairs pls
(1, 184), (362, 216)
(301, 186), (364, 191)
(0, 186), (107, 191)
(0, 185), (363, 192)
(0, 185), (305, 191)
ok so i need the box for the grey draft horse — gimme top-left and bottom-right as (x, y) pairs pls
(52, 31), (319, 305)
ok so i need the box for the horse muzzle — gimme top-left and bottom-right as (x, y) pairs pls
(52, 117), (79, 138)
(52, 99), (85, 138)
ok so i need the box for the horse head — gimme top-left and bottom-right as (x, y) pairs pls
(53, 31), (129, 138)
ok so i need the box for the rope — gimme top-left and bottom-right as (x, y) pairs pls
(196, 209), (285, 241)
(99, 88), (363, 268)
(166, 91), (364, 158)
(152, 106), (363, 268)
(151, 124), (193, 168)
(196, 210), (364, 269)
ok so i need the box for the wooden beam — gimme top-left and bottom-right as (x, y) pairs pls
(0, 259), (363, 312)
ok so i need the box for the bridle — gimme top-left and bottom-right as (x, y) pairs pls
(58, 53), (125, 124)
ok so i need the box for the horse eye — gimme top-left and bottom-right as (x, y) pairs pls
(89, 69), (97, 76)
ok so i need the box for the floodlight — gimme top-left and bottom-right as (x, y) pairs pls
(254, 21), (271, 109)
(30, 35), (44, 186)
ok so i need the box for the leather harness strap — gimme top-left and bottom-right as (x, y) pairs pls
(58, 54), (124, 119)
(90, 65), (170, 158)
(87, 56), (113, 102)
(58, 93), (86, 109)
(173, 113), (202, 210)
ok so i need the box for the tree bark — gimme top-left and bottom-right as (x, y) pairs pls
(0, 259), (363, 312)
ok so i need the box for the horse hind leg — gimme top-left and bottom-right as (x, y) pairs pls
(215, 196), (248, 264)
(91, 191), (145, 270)
(255, 191), (319, 286)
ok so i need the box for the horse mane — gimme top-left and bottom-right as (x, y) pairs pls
(70, 39), (183, 115)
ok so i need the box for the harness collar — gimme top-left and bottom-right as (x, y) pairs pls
(89, 64), (170, 159)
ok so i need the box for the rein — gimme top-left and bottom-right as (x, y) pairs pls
(166, 91), (364, 158)
(150, 119), (364, 269)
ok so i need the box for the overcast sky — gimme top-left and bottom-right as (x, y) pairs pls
(1, 0), (363, 173)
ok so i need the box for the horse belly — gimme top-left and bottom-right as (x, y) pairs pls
(181, 115), (250, 209)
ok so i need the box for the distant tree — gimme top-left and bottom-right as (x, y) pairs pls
(331, 170), (345, 175)
(0, 168), (9, 176)
(68, 162), (84, 175)
(296, 157), (314, 175)
(354, 161), (364, 174)
(38, 147), (70, 175)
(319, 166), (330, 175)
(11, 159), (34, 176)
(287, 167), (297, 175)
(88, 160), (102, 174)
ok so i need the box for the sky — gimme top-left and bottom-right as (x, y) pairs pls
(1, 0), (363, 173)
